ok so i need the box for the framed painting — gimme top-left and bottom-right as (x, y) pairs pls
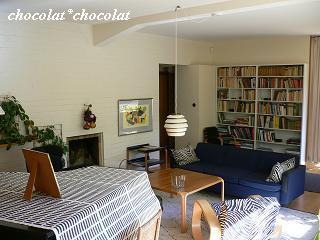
(118, 98), (153, 136)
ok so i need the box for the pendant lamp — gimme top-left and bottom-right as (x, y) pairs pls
(164, 6), (188, 137)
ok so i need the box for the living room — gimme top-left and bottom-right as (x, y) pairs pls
(0, 0), (319, 239)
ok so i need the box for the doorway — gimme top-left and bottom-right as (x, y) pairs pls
(159, 64), (175, 151)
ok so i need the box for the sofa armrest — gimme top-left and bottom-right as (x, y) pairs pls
(280, 165), (306, 205)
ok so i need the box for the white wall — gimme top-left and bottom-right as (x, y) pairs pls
(176, 65), (200, 148)
(211, 36), (310, 65)
(176, 65), (215, 148)
(198, 65), (216, 139)
(0, 20), (214, 171)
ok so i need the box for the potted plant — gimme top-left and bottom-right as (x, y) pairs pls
(0, 96), (67, 153)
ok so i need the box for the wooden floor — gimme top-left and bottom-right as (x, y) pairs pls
(288, 191), (320, 215)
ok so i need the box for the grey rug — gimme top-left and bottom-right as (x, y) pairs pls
(156, 190), (319, 240)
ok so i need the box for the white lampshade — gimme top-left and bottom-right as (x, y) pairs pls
(0, 106), (4, 115)
(164, 114), (188, 137)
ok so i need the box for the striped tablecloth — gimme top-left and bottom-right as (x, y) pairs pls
(0, 166), (161, 240)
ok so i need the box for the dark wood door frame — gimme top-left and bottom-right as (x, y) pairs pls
(159, 65), (175, 152)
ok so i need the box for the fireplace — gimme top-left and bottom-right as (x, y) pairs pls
(66, 133), (103, 168)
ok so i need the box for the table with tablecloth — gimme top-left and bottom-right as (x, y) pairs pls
(0, 166), (161, 240)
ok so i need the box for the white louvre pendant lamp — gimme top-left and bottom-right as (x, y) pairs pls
(164, 6), (188, 137)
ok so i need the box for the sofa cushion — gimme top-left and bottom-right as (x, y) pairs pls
(179, 164), (251, 184)
(178, 161), (212, 174)
(208, 166), (252, 184)
(195, 143), (225, 165)
(239, 178), (282, 192)
(222, 146), (258, 171)
(254, 151), (296, 174)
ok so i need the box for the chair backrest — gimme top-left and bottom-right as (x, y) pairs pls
(32, 145), (64, 171)
(204, 127), (221, 144)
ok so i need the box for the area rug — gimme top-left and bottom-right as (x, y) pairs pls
(156, 190), (319, 240)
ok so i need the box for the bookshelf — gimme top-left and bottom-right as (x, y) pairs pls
(216, 64), (308, 162)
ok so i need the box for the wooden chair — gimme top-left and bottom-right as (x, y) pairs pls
(137, 210), (162, 240)
(192, 195), (282, 240)
(203, 127), (224, 146)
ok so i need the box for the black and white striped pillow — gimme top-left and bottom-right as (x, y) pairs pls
(266, 157), (296, 183)
(266, 162), (284, 183)
(281, 157), (295, 172)
(171, 145), (200, 166)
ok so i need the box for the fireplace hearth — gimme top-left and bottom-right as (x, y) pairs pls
(66, 133), (103, 168)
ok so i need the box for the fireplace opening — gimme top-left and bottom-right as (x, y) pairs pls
(66, 133), (103, 168)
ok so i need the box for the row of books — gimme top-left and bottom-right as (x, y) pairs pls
(273, 91), (287, 101)
(258, 103), (302, 116)
(258, 78), (303, 88)
(234, 116), (254, 126)
(288, 91), (303, 101)
(237, 78), (256, 88)
(258, 116), (272, 128)
(217, 77), (256, 88)
(217, 89), (228, 99)
(257, 129), (275, 142)
(273, 116), (301, 130)
(258, 65), (303, 76)
(217, 67), (256, 77)
(258, 116), (302, 130)
(218, 78), (237, 88)
(243, 90), (256, 100)
(229, 126), (254, 140)
(218, 101), (255, 113)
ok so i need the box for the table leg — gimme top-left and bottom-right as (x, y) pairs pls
(221, 179), (225, 202)
(179, 192), (188, 233)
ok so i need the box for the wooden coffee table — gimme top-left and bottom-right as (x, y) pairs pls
(148, 168), (224, 233)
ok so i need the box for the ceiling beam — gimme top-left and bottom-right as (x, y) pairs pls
(92, 0), (315, 46)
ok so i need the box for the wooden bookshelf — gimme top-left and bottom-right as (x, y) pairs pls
(216, 64), (307, 159)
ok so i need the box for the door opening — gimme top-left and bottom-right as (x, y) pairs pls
(159, 64), (175, 152)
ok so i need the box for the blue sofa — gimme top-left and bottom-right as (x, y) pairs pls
(175, 143), (305, 205)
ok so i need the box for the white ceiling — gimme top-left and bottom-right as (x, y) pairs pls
(0, 0), (227, 18)
(140, 0), (320, 41)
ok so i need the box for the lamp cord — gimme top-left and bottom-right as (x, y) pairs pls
(175, 6), (180, 114)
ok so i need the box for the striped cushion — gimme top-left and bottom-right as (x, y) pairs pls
(211, 197), (280, 240)
(266, 157), (296, 183)
(266, 162), (284, 183)
(171, 145), (200, 166)
(281, 157), (295, 172)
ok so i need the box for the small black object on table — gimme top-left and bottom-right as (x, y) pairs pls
(126, 144), (168, 173)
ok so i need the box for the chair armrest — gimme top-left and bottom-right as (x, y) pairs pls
(270, 218), (282, 239)
(192, 199), (221, 240)
(281, 165), (306, 205)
